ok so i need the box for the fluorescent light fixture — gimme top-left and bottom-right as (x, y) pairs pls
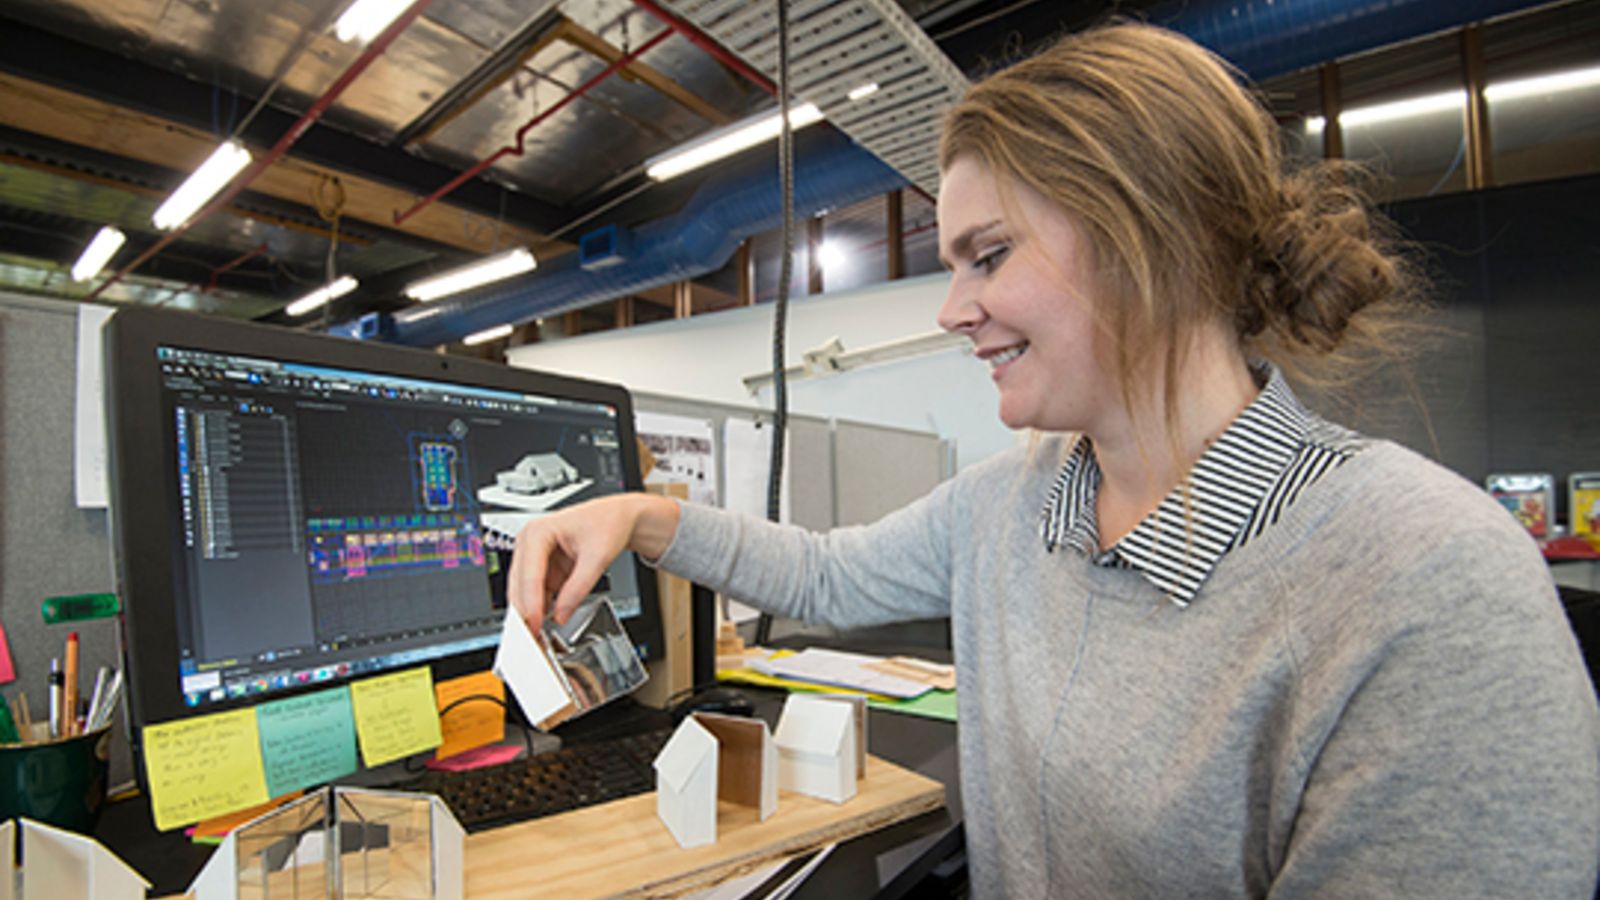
(1484, 64), (1600, 102)
(463, 323), (514, 346)
(847, 82), (880, 102)
(403, 248), (537, 302)
(817, 239), (848, 271)
(152, 140), (252, 230)
(646, 103), (824, 181)
(71, 226), (126, 282)
(285, 275), (359, 317)
(335, 0), (408, 43)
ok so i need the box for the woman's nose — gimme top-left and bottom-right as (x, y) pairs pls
(936, 283), (983, 334)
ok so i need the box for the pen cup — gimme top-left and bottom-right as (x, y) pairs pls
(0, 724), (113, 833)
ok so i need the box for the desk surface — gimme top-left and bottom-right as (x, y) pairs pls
(466, 754), (943, 899)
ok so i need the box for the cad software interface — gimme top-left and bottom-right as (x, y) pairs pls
(157, 345), (638, 708)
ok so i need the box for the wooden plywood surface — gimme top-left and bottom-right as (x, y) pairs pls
(465, 754), (943, 899)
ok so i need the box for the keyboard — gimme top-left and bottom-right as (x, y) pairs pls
(405, 727), (673, 832)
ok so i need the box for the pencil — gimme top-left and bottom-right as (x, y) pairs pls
(64, 632), (80, 737)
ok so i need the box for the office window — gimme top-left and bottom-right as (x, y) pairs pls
(1332, 32), (1470, 202)
(1483, 2), (1600, 186)
(1260, 68), (1324, 166)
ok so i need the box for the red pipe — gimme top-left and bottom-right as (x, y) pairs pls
(202, 241), (270, 294)
(630, 0), (938, 206)
(87, 0), (437, 301)
(630, 0), (776, 95)
(393, 28), (671, 227)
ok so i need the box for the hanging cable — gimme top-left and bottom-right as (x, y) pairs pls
(314, 174), (347, 326)
(755, 0), (794, 648)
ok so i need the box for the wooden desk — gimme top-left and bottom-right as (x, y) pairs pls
(467, 754), (944, 898)
(156, 754), (944, 899)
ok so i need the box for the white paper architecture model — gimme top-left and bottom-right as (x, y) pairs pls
(775, 694), (863, 805)
(0, 818), (150, 900)
(653, 711), (778, 849)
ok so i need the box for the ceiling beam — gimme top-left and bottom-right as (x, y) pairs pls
(0, 14), (568, 236)
(0, 71), (553, 257)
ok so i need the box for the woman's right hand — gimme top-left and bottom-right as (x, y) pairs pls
(507, 493), (680, 633)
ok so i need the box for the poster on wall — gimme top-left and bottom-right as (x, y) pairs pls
(635, 412), (718, 509)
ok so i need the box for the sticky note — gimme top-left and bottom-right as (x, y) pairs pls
(143, 708), (270, 831)
(349, 667), (442, 767)
(434, 671), (505, 761)
(257, 688), (358, 797)
(0, 619), (13, 683)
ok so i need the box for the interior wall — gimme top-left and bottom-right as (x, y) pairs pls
(506, 273), (1019, 472)
(508, 173), (1599, 522)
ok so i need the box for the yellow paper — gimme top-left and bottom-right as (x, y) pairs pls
(349, 666), (443, 766)
(143, 708), (270, 831)
(434, 671), (506, 760)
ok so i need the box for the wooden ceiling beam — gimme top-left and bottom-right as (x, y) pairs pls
(0, 72), (555, 256)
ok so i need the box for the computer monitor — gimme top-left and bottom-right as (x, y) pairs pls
(104, 306), (662, 763)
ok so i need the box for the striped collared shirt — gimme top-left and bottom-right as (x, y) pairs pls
(1040, 365), (1365, 607)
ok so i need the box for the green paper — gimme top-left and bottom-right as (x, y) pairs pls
(256, 687), (358, 798)
(867, 689), (958, 722)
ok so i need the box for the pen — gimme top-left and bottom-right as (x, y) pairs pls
(64, 632), (81, 737)
(48, 658), (62, 739)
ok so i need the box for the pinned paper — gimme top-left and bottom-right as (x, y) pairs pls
(349, 667), (443, 767)
(257, 688), (359, 797)
(143, 708), (270, 831)
(434, 671), (505, 761)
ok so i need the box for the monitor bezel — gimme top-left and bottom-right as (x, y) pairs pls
(105, 306), (663, 757)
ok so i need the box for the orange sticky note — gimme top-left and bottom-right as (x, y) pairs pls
(434, 671), (506, 761)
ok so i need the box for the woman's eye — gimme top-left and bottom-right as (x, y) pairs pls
(973, 246), (1009, 274)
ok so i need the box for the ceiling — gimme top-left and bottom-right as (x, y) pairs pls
(0, 0), (1162, 333)
(0, 0), (1585, 341)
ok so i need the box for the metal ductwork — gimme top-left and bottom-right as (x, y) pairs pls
(1153, 0), (1551, 81)
(349, 129), (903, 346)
(347, 0), (1556, 346)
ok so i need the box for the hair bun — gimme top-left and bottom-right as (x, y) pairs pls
(1240, 167), (1399, 355)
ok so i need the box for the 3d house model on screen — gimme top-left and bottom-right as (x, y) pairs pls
(478, 453), (591, 512)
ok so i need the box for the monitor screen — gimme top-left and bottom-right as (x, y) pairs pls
(105, 307), (662, 743)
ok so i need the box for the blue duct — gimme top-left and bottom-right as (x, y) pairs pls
(347, 0), (1552, 345)
(1151, 0), (1549, 81)
(354, 131), (904, 346)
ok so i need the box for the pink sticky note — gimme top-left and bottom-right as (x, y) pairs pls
(425, 742), (523, 773)
(0, 621), (15, 683)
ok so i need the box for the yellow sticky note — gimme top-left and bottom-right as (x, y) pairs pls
(142, 708), (270, 831)
(434, 671), (506, 760)
(349, 667), (443, 767)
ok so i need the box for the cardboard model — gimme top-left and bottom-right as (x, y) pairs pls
(0, 818), (150, 900)
(694, 711), (778, 822)
(653, 712), (779, 849)
(774, 694), (859, 804)
(493, 598), (649, 731)
(189, 786), (463, 900)
(653, 716), (720, 849)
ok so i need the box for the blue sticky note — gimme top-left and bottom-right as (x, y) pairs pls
(256, 687), (358, 798)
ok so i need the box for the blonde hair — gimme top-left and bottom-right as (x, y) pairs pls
(940, 22), (1426, 445)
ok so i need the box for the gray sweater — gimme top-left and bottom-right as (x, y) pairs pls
(657, 437), (1600, 898)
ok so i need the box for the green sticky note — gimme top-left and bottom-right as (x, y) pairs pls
(256, 687), (358, 798)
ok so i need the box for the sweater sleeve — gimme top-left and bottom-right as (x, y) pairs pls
(1269, 505), (1600, 897)
(653, 476), (961, 629)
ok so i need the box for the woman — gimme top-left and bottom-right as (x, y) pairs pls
(511, 23), (1600, 898)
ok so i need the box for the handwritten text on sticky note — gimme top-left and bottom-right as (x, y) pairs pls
(434, 671), (505, 761)
(349, 667), (442, 767)
(143, 708), (270, 831)
(257, 687), (358, 797)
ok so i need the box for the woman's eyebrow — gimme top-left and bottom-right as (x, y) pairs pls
(938, 220), (1004, 269)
